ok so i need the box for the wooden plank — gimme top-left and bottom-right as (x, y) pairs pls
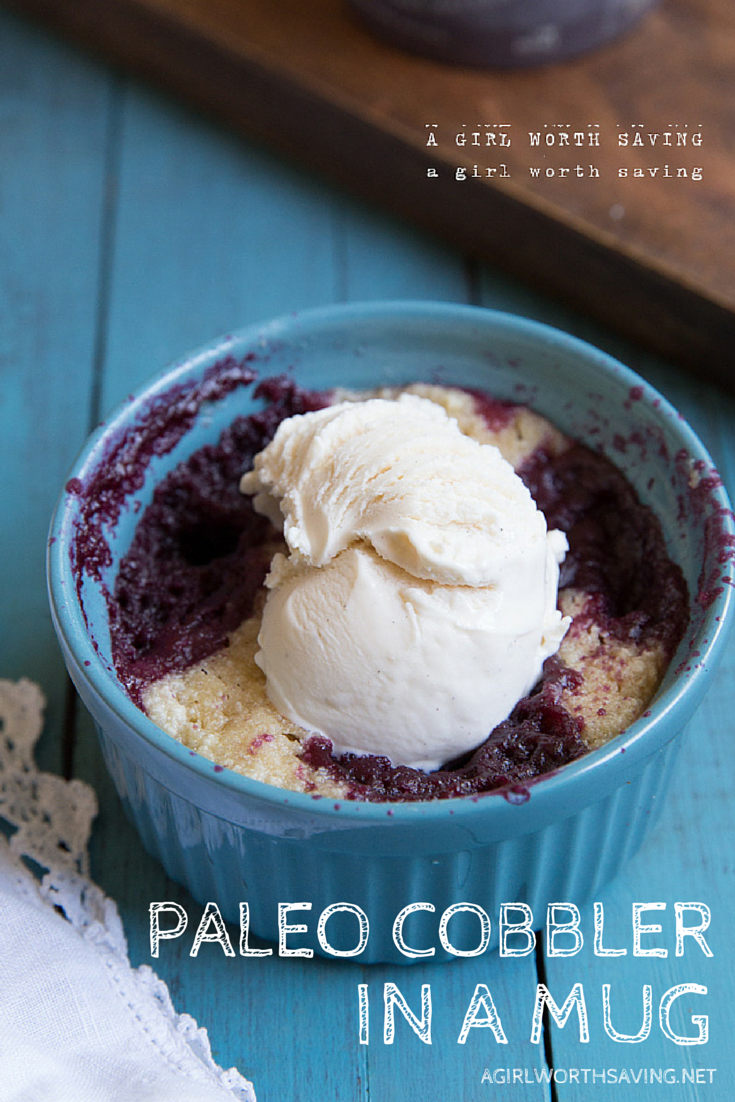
(363, 956), (551, 1101)
(541, 662), (735, 1098)
(476, 265), (710, 410)
(468, 280), (735, 1098)
(3, 0), (735, 385)
(71, 68), (527, 1102)
(0, 11), (111, 771)
(537, 374), (735, 1100)
(470, 284), (735, 1094)
(96, 81), (469, 413)
(76, 80), (373, 1098)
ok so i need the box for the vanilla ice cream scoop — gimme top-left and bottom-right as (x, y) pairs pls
(240, 394), (570, 771)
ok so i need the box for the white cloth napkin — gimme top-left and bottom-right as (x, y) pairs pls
(0, 679), (256, 1102)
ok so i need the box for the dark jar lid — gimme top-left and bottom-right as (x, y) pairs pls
(347, 0), (659, 68)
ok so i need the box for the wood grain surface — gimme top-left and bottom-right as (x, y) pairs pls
(4, 0), (735, 386)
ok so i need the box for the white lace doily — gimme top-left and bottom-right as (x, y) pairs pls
(0, 678), (256, 1102)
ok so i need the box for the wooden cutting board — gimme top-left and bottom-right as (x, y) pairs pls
(8, 0), (735, 385)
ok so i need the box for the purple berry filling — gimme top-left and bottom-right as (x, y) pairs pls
(108, 377), (330, 705)
(74, 369), (690, 801)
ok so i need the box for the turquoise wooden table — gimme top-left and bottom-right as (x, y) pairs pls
(2, 8), (734, 1100)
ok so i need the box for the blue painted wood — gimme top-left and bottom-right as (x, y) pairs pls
(97, 86), (341, 411)
(537, 662), (735, 1096)
(1, 7), (734, 1101)
(363, 955), (551, 1101)
(0, 9), (111, 771)
(476, 275), (735, 1099)
(330, 197), (468, 304)
(536, 374), (735, 1097)
(61, 53), (542, 1102)
(95, 83), (470, 415)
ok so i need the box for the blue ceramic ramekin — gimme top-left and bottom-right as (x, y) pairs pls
(48, 302), (734, 964)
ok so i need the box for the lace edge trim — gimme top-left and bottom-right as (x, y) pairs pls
(0, 678), (255, 1101)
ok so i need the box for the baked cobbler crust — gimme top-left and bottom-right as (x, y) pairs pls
(140, 384), (686, 799)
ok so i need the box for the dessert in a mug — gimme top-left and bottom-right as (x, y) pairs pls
(105, 378), (689, 802)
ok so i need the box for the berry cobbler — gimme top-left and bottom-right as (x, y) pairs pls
(101, 376), (689, 802)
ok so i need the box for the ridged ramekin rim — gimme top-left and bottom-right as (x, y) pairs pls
(47, 300), (735, 826)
